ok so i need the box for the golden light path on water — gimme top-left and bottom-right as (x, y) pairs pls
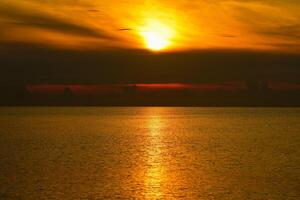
(140, 107), (219, 199)
(141, 108), (195, 199)
(145, 112), (164, 198)
(1, 108), (300, 199)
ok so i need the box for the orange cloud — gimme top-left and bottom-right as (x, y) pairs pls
(0, 0), (299, 52)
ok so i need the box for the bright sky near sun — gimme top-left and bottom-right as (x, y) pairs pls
(0, 0), (300, 52)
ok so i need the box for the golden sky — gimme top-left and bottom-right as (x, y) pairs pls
(0, 0), (300, 52)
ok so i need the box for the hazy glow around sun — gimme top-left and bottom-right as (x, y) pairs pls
(140, 19), (175, 51)
(3, 0), (300, 52)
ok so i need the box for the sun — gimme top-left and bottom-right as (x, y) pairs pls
(140, 19), (174, 51)
(144, 31), (170, 51)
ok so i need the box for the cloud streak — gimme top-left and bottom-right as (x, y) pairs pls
(0, 2), (114, 40)
(0, 0), (300, 51)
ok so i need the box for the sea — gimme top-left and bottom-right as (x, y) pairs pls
(0, 107), (299, 199)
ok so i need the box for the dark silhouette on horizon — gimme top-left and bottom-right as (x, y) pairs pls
(0, 82), (300, 106)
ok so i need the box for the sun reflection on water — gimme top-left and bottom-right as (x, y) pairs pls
(144, 109), (165, 199)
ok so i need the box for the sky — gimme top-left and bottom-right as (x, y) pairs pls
(0, 0), (300, 84)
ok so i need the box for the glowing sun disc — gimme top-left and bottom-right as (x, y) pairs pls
(144, 31), (170, 51)
(140, 19), (174, 51)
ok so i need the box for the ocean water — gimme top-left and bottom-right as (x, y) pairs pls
(0, 107), (299, 200)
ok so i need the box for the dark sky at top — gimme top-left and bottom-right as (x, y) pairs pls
(1, 42), (299, 85)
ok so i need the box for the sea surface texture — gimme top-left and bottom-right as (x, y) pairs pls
(0, 107), (299, 200)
